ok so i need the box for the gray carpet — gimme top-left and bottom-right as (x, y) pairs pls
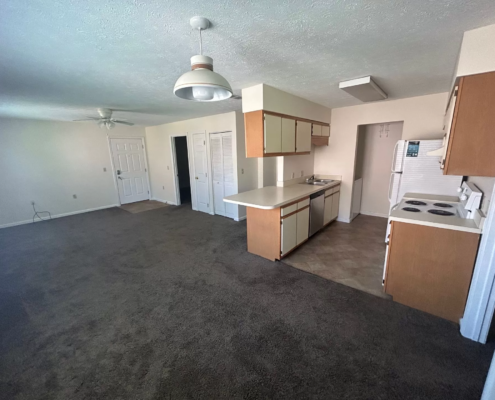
(0, 205), (493, 399)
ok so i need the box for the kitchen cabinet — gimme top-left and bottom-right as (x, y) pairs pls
(282, 118), (296, 153)
(296, 207), (310, 245)
(323, 186), (340, 226)
(296, 121), (312, 153)
(264, 114), (282, 154)
(442, 71), (495, 177)
(281, 213), (297, 256)
(244, 110), (329, 157)
(384, 221), (480, 322)
(322, 126), (330, 137)
(312, 124), (322, 136)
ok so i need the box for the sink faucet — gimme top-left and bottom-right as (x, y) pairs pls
(306, 175), (315, 183)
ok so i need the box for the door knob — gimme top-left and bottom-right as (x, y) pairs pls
(195, 177), (198, 180)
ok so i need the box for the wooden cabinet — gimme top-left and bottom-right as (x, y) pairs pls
(384, 221), (480, 322)
(296, 207), (310, 245)
(322, 125), (330, 137)
(244, 110), (329, 157)
(323, 185), (340, 226)
(312, 124), (322, 136)
(281, 213), (297, 256)
(281, 118), (296, 153)
(443, 71), (495, 177)
(264, 114), (282, 153)
(296, 121), (312, 153)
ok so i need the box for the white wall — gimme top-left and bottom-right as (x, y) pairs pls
(457, 24), (495, 78)
(0, 117), (146, 228)
(277, 152), (315, 183)
(145, 111), (257, 220)
(314, 92), (449, 222)
(355, 122), (404, 218)
(242, 84), (331, 123)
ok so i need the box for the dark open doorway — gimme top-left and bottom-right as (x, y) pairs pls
(174, 136), (191, 204)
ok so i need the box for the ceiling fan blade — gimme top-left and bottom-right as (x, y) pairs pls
(73, 117), (100, 121)
(112, 120), (134, 126)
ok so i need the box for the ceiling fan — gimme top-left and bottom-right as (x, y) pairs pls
(73, 108), (134, 129)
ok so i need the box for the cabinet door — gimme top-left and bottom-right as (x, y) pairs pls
(312, 124), (322, 136)
(296, 207), (310, 245)
(331, 191), (340, 221)
(281, 213), (297, 255)
(281, 118), (296, 153)
(296, 121), (311, 153)
(322, 126), (330, 137)
(264, 114), (282, 154)
(324, 195), (333, 225)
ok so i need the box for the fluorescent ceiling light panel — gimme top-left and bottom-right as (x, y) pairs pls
(339, 76), (387, 102)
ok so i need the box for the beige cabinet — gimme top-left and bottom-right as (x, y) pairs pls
(281, 213), (297, 256)
(264, 114), (282, 154)
(324, 195), (333, 225)
(312, 124), (322, 136)
(296, 207), (310, 245)
(331, 191), (340, 220)
(296, 121), (312, 153)
(281, 118), (296, 153)
(244, 110), (329, 157)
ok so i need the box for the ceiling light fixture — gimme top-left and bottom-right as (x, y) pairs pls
(174, 16), (233, 102)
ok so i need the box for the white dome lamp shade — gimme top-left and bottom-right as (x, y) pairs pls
(174, 17), (233, 102)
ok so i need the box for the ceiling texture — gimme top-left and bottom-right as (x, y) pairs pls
(2, 0), (495, 126)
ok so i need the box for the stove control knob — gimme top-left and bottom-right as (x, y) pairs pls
(457, 187), (463, 193)
(461, 194), (468, 201)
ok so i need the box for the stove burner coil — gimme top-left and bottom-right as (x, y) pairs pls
(433, 203), (453, 208)
(428, 209), (455, 216)
(405, 200), (427, 206)
(402, 207), (421, 212)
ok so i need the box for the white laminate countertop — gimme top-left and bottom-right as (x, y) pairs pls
(223, 181), (341, 210)
(389, 193), (483, 234)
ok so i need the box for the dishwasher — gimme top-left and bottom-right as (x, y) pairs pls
(309, 189), (325, 236)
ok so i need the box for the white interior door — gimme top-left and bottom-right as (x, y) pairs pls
(110, 138), (150, 205)
(192, 133), (211, 213)
(210, 132), (236, 219)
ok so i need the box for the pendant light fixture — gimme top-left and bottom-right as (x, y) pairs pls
(174, 17), (233, 102)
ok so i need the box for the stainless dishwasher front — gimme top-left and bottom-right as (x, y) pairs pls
(309, 190), (325, 236)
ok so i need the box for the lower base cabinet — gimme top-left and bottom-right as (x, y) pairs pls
(324, 189), (340, 225)
(384, 221), (480, 322)
(296, 207), (310, 245)
(281, 213), (297, 256)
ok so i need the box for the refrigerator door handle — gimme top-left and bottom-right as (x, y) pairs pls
(388, 173), (394, 202)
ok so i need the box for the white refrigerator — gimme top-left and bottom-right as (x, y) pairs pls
(385, 139), (463, 238)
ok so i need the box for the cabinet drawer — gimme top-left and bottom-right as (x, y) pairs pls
(281, 203), (297, 216)
(297, 198), (310, 209)
(325, 187), (335, 196)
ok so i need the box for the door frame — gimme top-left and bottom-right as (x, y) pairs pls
(170, 134), (194, 206)
(190, 132), (213, 214)
(107, 137), (151, 206)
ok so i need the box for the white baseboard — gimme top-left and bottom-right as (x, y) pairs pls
(360, 211), (388, 218)
(0, 204), (120, 229)
(337, 217), (351, 223)
(234, 215), (247, 222)
(151, 197), (173, 204)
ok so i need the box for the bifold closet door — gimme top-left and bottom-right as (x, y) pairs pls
(210, 132), (236, 219)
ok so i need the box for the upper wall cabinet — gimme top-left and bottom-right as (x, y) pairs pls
(311, 123), (330, 146)
(245, 110), (329, 157)
(442, 71), (495, 177)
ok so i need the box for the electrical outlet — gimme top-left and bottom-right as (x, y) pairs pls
(301, 171), (304, 177)
(167, 166), (170, 170)
(163, 186), (165, 190)
(103, 167), (107, 172)
(241, 168), (244, 174)
(73, 194), (77, 199)
(292, 172), (295, 179)
(31, 201), (35, 206)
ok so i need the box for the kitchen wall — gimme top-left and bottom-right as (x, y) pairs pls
(354, 122), (404, 217)
(0, 117), (146, 228)
(314, 92), (449, 222)
(145, 111), (257, 220)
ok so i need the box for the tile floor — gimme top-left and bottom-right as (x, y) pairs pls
(283, 214), (391, 299)
(119, 200), (168, 214)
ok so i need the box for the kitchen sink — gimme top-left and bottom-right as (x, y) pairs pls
(300, 179), (334, 186)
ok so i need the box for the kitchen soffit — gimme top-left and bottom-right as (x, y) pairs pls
(2, 0), (495, 126)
